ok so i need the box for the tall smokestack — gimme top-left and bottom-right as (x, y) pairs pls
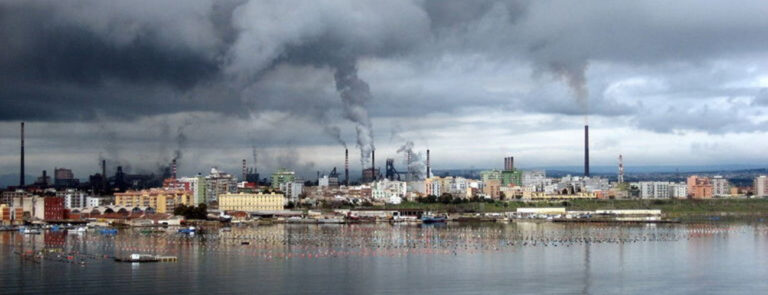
(406, 151), (412, 181)
(242, 159), (247, 182)
(172, 159), (177, 179)
(426, 149), (431, 179)
(345, 149), (349, 186)
(102, 159), (107, 192)
(584, 125), (590, 177)
(19, 122), (24, 187)
(371, 149), (375, 181)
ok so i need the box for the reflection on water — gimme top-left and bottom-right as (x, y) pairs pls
(2, 222), (768, 294)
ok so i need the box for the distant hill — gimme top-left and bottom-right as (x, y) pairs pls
(0, 174), (36, 189)
(434, 164), (768, 179)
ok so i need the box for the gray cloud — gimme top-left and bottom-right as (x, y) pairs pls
(2, 0), (768, 178)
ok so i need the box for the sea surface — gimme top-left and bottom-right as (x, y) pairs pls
(2, 222), (768, 294)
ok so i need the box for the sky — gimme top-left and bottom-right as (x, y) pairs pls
(1, 0), (768, 180)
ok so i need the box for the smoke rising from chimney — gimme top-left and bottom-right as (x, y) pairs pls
(334, 61), (375, 166)
(547, 61), (589, 124)
(323, 125), (347, 149)
(396, 141), (426, 180)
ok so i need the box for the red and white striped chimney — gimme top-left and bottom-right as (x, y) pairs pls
(242, 159), (247, 182)
(171, 159), (177, 179)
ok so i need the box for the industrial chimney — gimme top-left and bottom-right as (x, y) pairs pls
(19, 122), (24, 187)
(171, 159), (177, 179)
(345, 149), (349, 186)
(406, 151), (412, 181)
(371, 149), (375, 181)
(426, 149), (431, 179)
(102, 159), (107, 192)
(242, 159), (247, 182)
(504, 156), (514, 171)
(584, 125), (590, 177)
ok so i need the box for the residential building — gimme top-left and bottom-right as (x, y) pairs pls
(271, 169), (296, 189)
(522, 170), (547, 188)
(205, 168), (237, 204)
(711, 176), (730, 197)
(501, 170), (523, 187)
(114, 188), (193, 213)
(219, 192), (285, 212)
(638, 182), (672, 199)
(670, 183), (688, 199)
(687, 175), (713, 199)
(483, 179), (501, 199)
(2, 190), (30, 205)
(425, 177), (442, 196)
(86, 196), (111, 207)
(44, 197), (65, 220)
(372, 179), (407, 203)
(754, 176), (768, 197)
(178, 176), (206, 205)
(61, 189), (88, 209)
(281, 180), (304, 203)
(480, 170), (502, 183)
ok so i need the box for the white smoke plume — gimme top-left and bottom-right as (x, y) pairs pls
(334, 62), (374, 165)
(396, 140), (426, 180)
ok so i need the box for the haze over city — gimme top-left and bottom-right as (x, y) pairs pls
(7, 2), (768, 295)
(2, 0), (768, 181)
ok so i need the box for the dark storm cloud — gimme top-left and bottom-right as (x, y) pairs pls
(4, 0), (768, 120)
(2, 0), (768, 153)
(0, 0), (234, 121)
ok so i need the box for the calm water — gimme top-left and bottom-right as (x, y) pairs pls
(2, 222), (768, 294)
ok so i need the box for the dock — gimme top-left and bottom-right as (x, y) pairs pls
(552, 218), (681, 224)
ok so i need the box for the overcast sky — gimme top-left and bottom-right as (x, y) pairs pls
(2, 0), (768, 180)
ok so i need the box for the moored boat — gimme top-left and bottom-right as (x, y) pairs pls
(421, 215), (447, 224)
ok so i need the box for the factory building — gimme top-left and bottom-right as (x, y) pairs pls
(10, 195), (64, 221)
(54, 168), (79, 187)
(0, 204), (10, 225)
(362, 168), (381, 183)
(219, 192), (285, 212)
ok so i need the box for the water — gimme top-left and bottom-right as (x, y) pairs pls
(2, 222), (768, 294)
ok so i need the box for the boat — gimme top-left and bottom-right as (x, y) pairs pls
(99, 228), (118, 235)
(22, 228), (42, 234)
(115, 254), (177, 263)
(318, 218), (345, 224)
(178, 226), (197, 234)
(421, 214), (447, 224)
